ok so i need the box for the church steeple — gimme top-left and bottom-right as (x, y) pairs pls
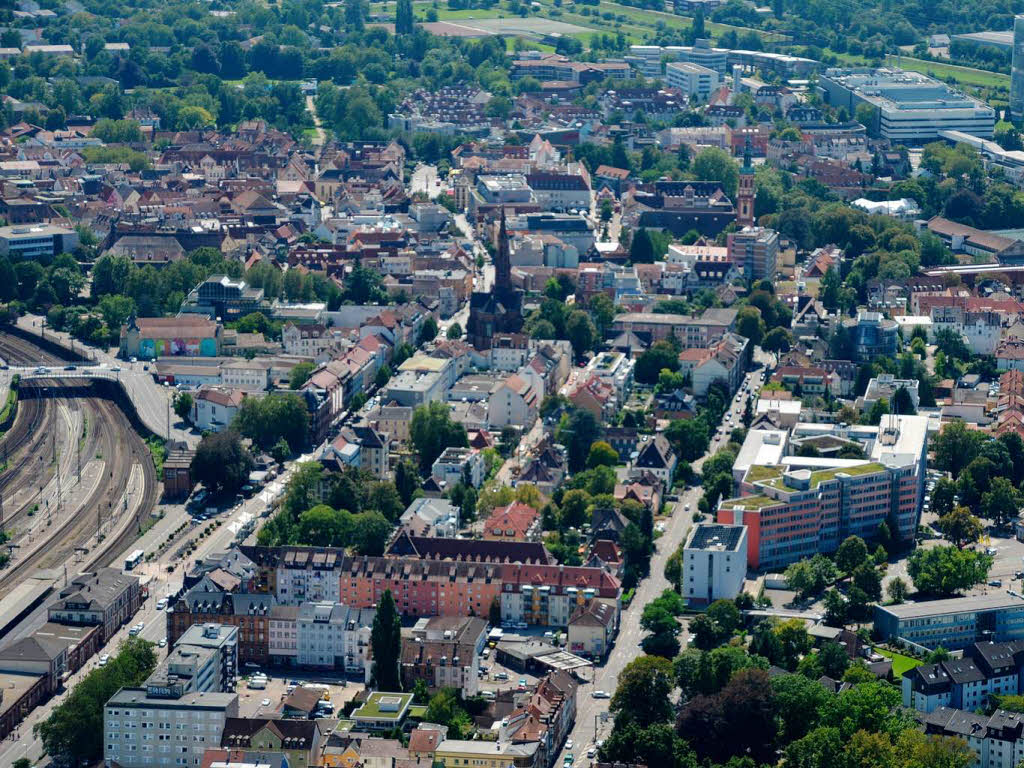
(495, 207), (511, 291)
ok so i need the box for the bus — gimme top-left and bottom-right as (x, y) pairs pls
(124, 549), (144, 571)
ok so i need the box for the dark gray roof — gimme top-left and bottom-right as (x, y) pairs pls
(687, 524), (744, 552)
(942, 658), (985, 685)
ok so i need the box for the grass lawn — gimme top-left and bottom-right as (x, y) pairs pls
(598, 0), (785, 43)
(414, 7), (506, 18)
(883, 54), (1009, 90)
(878, 648), (923, 677)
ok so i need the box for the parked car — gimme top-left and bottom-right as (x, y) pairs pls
(592, 690), (610, 699)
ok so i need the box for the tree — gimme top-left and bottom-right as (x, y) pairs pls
(375, 365), (393, 390)
(289, 361), (315, 390)
(610, 655), (674, 728)
(410, 401), (469, 472)
(785, 555), (837, 599)
(394, 459), (419, 506)
(819, 681), (909, 740)
(820, 267), (841, 312)
(886, 576), (908, 604)
(173, 391), (193, 421)
(925, 646), (951, 665)
(735, 306), (765, 347)
(936, 505), (983, 549)
(587, 441), (619, 469)
(631, 228), (656, 264)
(692, 147), (739, 198)
(557, 408), (602, 473)
(600, 722), (696, 768)
(395, 0), (414, 34)
(635, 340), (680, 384)
(908, 545), (992, 597)
(983, 476), (1020, 528)
(233, 394), (309, 452)
(892, 385), (917, 415)
(353, 511), (392, 555)
(424, 688), (472, 739)
(818, 640), (850, 679)
(762, 326), (792, 353)
(35, 637), (156, 764)
(836, 535), (868, 575)
(589, 293), (616, 337)
(783, 726), (844, 768)
(932, 420), (985, 478)
(931, 476), (957, 517)
(191, 430), (253, 496)
(418, 317), (438, 345)
(370, 589), (402, 690)
(771, 674), (829, 743)
(296, 505), (354, 546)
(566, 310), (596, 358)
(446, 323), (463, 340)
(676, 669), (776, 764)
(641, 602), (682, 657)
(346, 0), (366, 29)
(688, 613), (725, 650)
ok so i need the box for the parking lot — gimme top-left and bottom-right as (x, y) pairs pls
(237, 671), (364, 718)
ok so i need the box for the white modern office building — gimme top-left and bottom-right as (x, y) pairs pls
(818, 68), (996, 142)
(104, 689), (238, 768)
(682, 523), (747, 604)
(666, 61), (721, 100)
(0, 224), (79, 260)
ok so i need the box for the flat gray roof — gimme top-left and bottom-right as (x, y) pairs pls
(878, 594), (1024, 619)
(107, 688), (237, 709)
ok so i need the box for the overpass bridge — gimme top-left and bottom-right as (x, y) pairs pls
(0, 362), (194, 447)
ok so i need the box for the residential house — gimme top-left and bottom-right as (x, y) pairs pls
(431, 447), (484, 490)
(400, 498), (460, 538)
(483, 503), (540, 542)
(192, 388), (245, 432)
(488, 373), (541, 430)
(566, 601), (617, 659)
(632, 435), (678, 490)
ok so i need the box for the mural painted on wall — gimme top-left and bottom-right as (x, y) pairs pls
(139, 337), (218, 358)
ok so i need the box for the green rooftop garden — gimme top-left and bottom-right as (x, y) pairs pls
(745, 465), (783, 483)
(759, 462), (887, 492)
(354, 692), (414, 720)
(720, 495), (782, 510)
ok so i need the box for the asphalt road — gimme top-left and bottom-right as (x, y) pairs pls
(555, 366), (767, 766)
(13, 315), (196, 446)
(0, 454), (307, 767)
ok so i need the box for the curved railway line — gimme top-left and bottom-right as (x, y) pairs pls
(0, 332), (159, 589)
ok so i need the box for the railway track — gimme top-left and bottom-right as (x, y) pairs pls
(0, 396), (48, 488)
(0, 331), (158, 586)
